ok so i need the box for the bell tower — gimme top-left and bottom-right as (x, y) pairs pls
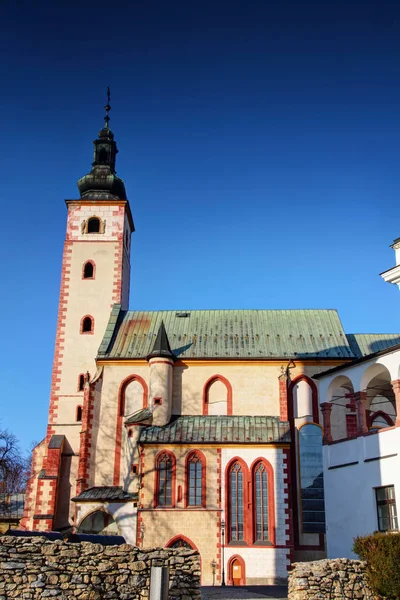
(23, 93), (134, 532)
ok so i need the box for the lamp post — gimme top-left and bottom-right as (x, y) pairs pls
(221, 519), (226, 587)
(211, 559), (217, 586)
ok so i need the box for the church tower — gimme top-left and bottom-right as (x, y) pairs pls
(22, 94), (134, 531)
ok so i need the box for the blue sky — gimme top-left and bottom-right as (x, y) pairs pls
(1, 0), (400, 451)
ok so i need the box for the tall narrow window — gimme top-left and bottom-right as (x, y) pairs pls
(88, 217), (100, 233)
(187, 452), (204, 507)
(229, 462), (244, 542)
(157, 452), (174, 507)
(78, 374), (85, 391)
(376, 486), (398, 531)
(254, 462), (269, 542)
(299, 424), (325, 533)
(81, 316), (94, 334)
(76, 406), (83, 422)
(83, 261), (94, 279)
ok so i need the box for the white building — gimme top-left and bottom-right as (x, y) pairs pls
(315, 240), (400, 559)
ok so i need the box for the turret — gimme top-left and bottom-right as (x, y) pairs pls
(146, 322), (176, 426)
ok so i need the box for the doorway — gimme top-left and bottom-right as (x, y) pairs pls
(228, 555), (245, 586)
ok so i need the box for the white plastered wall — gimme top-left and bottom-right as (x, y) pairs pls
(324, 428), (400, 558)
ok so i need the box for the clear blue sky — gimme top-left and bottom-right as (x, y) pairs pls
(1, 0), (400, 451)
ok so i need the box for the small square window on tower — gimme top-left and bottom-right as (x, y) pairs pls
(154, 397), (162, 405)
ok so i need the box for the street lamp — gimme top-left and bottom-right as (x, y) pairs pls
(221, 519), (226, 587)
(211, 559), (217, 586)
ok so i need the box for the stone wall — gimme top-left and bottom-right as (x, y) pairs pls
(288, 558), (375, 599)
(0, 536), (201, 599)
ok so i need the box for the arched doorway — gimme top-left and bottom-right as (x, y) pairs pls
(228, 555), (246, 586)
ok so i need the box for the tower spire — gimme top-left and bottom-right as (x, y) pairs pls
(77, 88), (127, 200)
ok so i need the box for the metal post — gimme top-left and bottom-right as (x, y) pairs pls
(221, 519), (226, 586)
(150, 566), (169, 600)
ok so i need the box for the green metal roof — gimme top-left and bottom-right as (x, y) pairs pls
(139, 415), (290, 444)
(346, 333), (400, 358)
(98, 306), (356, 360)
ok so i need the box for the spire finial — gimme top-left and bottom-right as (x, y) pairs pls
(104, 86), (111, 128)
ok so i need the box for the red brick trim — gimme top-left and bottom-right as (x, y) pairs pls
(225, 456), (251, 544)
(279, 373), (288, 421)
(76, 374), (98, 496)
(153, 449), (176, 508)
(80, 314), (95, 335)
(227, 554), (246, 586)
(288, 375), (319, 423)
(82, 260), (96, 280)
(113, 374), (148, 486)
(184, 450), (207, 508)
(46, 240), (73, 438)
(203, 375), (233, 416)
(249, 457), (276, 546)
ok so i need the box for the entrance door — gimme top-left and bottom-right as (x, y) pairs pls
(232, 559), (242, 586)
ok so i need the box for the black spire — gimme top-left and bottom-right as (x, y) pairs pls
(146, 322), (176, 362)
(77, 88), (127, 200)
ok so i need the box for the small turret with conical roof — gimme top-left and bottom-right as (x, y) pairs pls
(146, 321), (176, 361)
(77, 88), (127, 200)
(147, 322), (175, 426)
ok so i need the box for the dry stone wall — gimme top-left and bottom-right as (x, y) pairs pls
(0, 536), (201, 599)
(289, 558), (376, 600)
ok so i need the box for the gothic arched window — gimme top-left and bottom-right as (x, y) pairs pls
(253, 462), (269, 542)
(156, 451), (175, 507)
(186, 451), (206, 507)
(229, 461), (244, 542)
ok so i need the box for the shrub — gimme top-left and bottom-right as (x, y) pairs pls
(353, 531), (400, 599)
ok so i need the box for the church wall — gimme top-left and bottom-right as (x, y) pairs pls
(138, 443), (220, 585)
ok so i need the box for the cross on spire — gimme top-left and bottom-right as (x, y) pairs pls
(104, 86), (111, 128)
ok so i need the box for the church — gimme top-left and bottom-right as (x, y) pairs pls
(21, 101), (400, 586)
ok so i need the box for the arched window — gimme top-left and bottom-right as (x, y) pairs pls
(87, 217), (100, 234)
(83, 261), (95, 279)
(81, 316), (94, 334)
(78, 374), (85, 391)
(229, 461), (244, 542)
(299, 424), (325, 533)
(166, 537), (194, 549)
(76, 406), (83, 422)
(254, 462), (268, 542)
(369, 411), (394, 431)
(156, 451), (175, 508)
(203, 375), (232, 416)
(78, 510), (118, 535)
(186, 451), (206, 507)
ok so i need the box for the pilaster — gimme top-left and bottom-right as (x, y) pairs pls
(320, 402), (333, 443)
